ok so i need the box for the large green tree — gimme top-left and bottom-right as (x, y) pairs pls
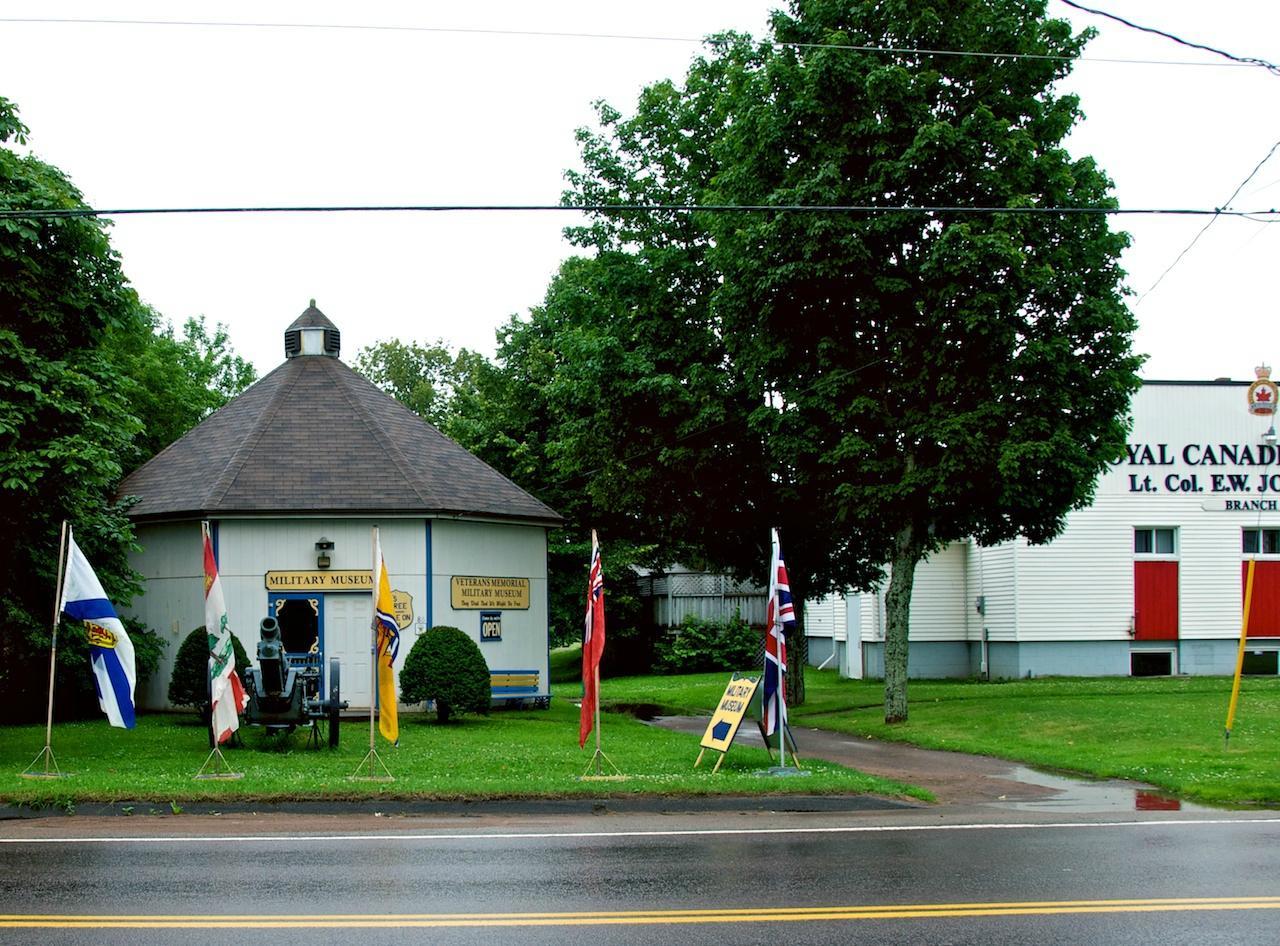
(0, 96), (255, 719)
(557, 0), (1141, 720)
(0, 96), (150, 717)
(354, 324), (658, 657)
(476, 253), (756, 664)
(353, 338), (487, 433)
(106, 310), (256, 471)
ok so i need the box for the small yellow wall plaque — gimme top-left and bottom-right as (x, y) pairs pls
(391, 590), (414, 629)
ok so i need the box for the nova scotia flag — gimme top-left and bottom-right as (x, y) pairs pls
(60, 530), (136, 729)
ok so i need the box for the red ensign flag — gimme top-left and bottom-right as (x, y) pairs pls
(579, 530), (606, 748)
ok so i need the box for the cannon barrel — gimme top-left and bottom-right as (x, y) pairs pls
(257, 616), (287, 696)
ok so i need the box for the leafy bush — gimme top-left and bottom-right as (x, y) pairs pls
(168, 626), (249, 710)
(653, 615), (760, 674)
(400, 626), (491, 723)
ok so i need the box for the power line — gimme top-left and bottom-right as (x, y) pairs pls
(1139, 137), (1280, 301)
(0, 16), (1262, 69)
(1053, 2), (1280, 298)
(1057, 1), (1280, 76)
(0, 203), (1277, 222)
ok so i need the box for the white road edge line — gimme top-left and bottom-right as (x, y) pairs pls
(2, 817), (1279, 844)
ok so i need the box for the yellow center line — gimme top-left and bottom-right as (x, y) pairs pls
(2, 896), (1280, 928)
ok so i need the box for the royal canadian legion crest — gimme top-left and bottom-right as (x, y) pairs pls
(1248, 364), (1278, 416)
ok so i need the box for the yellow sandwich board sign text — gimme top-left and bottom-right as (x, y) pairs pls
(695, 673), (760, 773)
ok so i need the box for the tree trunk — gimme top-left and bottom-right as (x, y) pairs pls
(785, 601), (806, 707)
(883, 522), (923, 724)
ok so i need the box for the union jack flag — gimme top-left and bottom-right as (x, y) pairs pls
(763, 528), (794, 737)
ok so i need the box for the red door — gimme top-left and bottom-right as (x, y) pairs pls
(1134, 561), (1178, 640)
(1242, 561), (1280, 637)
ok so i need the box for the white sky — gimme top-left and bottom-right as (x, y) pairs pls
(2, 1), (1277, 381)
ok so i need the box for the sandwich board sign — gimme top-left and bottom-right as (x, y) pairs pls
(695, 673), (760, 773)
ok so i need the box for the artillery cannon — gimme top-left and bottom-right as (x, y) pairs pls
(244, 616), (346, 747)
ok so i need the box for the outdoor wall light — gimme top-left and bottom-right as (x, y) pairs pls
(315, 537), (334, 569)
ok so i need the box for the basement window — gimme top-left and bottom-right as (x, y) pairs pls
(1242, 650), (1279, 675)
(1130, 651), (1172, 677)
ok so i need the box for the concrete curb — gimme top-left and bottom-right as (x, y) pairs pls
(0, 792), (918, 820)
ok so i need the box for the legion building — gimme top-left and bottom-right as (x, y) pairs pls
(118, 303), (562, 711)
(806, 375), (1280, 679)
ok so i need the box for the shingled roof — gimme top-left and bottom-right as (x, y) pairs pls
(118, 305), (561, 525)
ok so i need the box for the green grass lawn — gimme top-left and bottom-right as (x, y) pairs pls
(549, 644), (582, 684)
(587, 668), (1280, 808)
(0, 698), (922, 809)
(9, 669), (1276, 809)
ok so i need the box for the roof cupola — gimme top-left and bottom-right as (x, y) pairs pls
(284, 300), (341, 358)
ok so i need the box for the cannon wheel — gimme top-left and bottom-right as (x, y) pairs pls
(328, 658), (341, 748)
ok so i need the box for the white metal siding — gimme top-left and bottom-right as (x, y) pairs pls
(124, 522), (205, 707)
(803, 593), (847, 641)
(998, 383), (1275, 643)
(127, 516), (551, 709)
(806, 382), (1276, 670)
(1014, 506), (1134, 641)
(904, 543), (968, 641)
(973, 542), (1017, 642)
(218, 519), (427, 712)
(431, 519), (549, 695)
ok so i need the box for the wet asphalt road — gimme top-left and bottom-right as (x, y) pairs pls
(2, 807), (1279, 945)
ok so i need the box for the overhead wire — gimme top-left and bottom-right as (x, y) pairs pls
(0, 203), (1277, 222)
(1057, 0), (1280, 76)
(0, 15), (1265, 69)
(1138, 137), (1280, 302)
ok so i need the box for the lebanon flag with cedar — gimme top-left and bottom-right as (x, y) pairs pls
(203, 522), (248, 744)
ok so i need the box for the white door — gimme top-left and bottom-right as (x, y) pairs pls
(324, 593), (372, 710)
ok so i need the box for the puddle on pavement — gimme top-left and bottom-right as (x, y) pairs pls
(614, 703), (665, 721)
(994, 765), (1215, 813)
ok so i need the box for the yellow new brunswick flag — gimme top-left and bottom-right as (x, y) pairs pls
(372, 536), (400, 744)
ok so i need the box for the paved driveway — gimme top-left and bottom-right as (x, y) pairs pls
(650, 715), (1216, 814)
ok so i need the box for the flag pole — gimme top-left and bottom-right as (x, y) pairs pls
(593, 664), (602, 776)
(193, 521), (243, 780)
(778, 667), (787, 771)
(1225, 556), (1258, 747)
(369, 526), (376, 759)
(770, 526), (784, 770)
(579, 529), (623, 780)
(23, 520), (70, 778)
(350, 526), (392, 780)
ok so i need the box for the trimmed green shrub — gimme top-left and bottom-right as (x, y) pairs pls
(400, 625), (491, 723)
(168, 626), (250, 711)
(653, 615), (760, 674)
